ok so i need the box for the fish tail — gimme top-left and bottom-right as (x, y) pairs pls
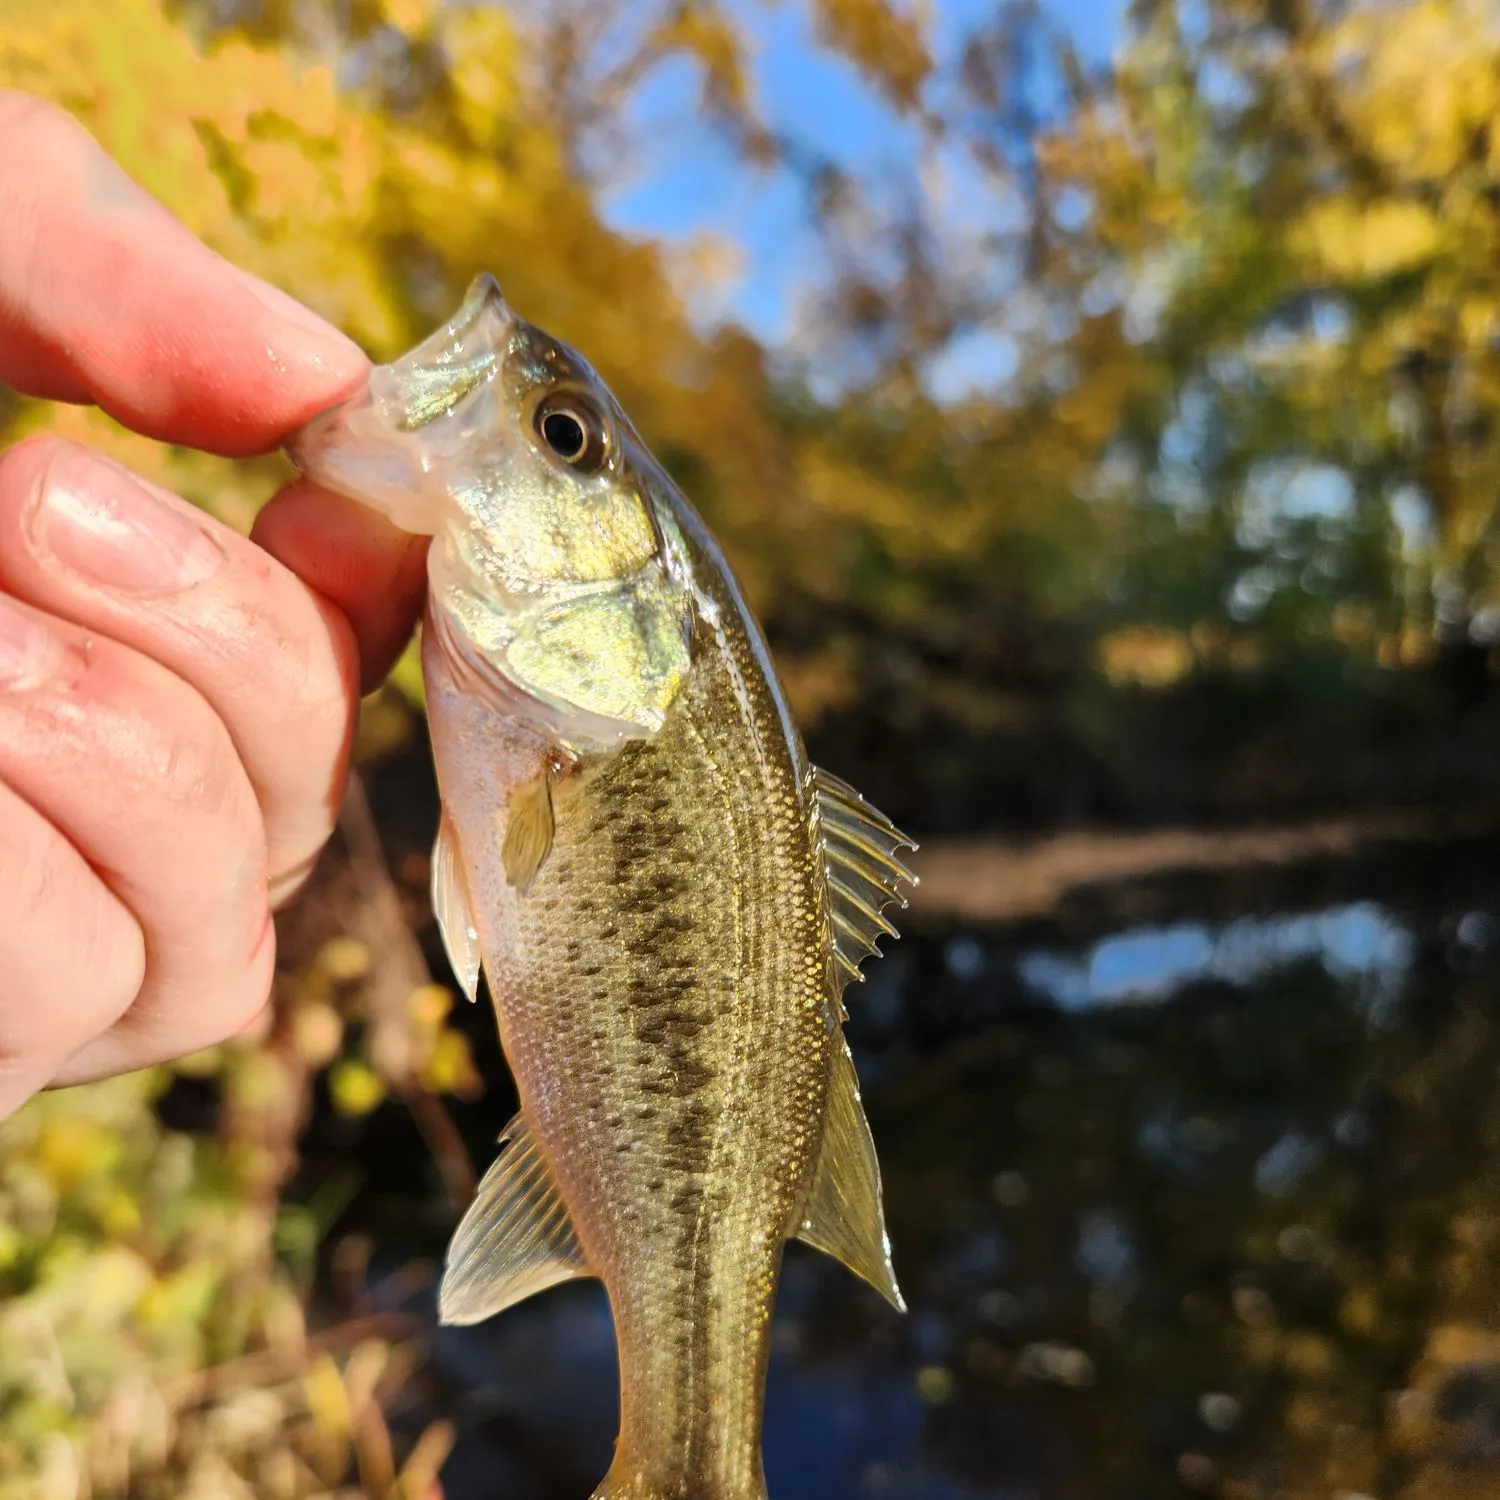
(590, 1463), (768, 1500)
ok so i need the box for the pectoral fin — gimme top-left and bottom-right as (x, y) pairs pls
(439, 1114), (593, 1326)
(502, 773), (555, 891)
(432, 813), (482, 1003)
(795, 1042), (905, 1311)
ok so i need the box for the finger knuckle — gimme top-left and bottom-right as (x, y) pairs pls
(6, 836), (144, 1045)
(8, 823), (60, 934)
(253, 605), (357, 881)
(0, 92), (91, 165)
(152, 706), (251, 822)
(111, 897), (272, 1061)
(201, 914), (277, 1049)
(237, 916), (278, 1026)
(78, 904), (148, 1033)
(274, 602), (359, 741)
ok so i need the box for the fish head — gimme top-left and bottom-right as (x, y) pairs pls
(287, 274), (697, 749)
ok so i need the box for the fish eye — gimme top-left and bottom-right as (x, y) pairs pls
(532, 392), (610, 474)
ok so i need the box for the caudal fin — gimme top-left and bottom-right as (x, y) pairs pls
(590, 1463), (768, 1500)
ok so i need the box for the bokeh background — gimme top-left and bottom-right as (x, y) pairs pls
(4, 0), (1500, 1495)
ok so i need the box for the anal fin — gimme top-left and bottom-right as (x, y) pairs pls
(795, 1042), (905, 1312)
(439, 1113), (593, 1326)
(432, 813), (482, 1003)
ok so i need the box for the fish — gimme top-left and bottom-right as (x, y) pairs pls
(287, 275), (916, 1500)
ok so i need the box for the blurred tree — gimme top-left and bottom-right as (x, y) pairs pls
(942, 0), (1500, 659)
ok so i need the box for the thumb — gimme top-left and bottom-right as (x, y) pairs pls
(252, 480), (429, 693)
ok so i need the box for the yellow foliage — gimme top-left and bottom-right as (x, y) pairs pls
(418, 1028), (480, 1097)
(289, 1003), (345, 1070)
(796, 443), (985, 562)
(813, 0), (932, 109)
(34, 1118), (121, 1193)
(444, 8), (522, 147)
(1457, 296), (1498, 351)
(0, 1221), (23, 1271)
(1098, 626), (1194, 688)
(89, 1187), (143, 1240)
(407, 983), (453, 1030)
(379, 0), (437, 35)
(0, 0), (520, 435)
(224, 1048), (293, 1113)
(1056, 356), (1144, 447)
(652, 4), (754, 113)
(316, 936), (372, 985)
(1291, 198), (1443, 282)
(328, 1059), (386, 1118)
(136, 1261), (222, 1333)
(1323, 0), (1500, 179)
(301, 1354), (352, 1439)
(1330, 602), (1376, 650)
(775, 641), (863, 723)
(914, 1364), (955, 1403)
(36, 1244), (155, 1325)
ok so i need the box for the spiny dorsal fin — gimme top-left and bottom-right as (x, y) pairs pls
(795, 1041), (905, 1311)
(502, 772), (555, 892)
(432, 813), (482, 1003)
(812, 766), (917, 991)
(438, 1114), (593, 1326)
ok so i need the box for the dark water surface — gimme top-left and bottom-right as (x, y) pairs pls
(329, 829), (1500, 1500)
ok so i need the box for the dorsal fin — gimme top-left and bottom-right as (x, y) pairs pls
(432, 813), (482, 1003)
(812, 766), (918, 991)
(795, 1041), (905, 1311)
(438, 1114), (593, 1326)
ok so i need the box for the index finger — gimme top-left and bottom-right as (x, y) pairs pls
(0, 92), (368, 456)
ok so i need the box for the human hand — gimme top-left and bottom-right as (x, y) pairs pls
(0, 92), (429, 1115)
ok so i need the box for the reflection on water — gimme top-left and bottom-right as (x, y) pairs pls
(359, 840), (1500, 1499)
(1018, 901), (1419, 1011)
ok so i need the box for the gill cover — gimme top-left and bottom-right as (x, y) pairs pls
(286, 274), (694, 748)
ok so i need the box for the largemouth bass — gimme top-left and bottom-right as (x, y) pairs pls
(288, 276), (915, 1500)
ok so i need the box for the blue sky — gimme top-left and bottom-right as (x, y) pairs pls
(598, 0), (1128, 345)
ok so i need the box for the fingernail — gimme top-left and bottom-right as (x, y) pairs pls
(234, 268), (367, 367)
(0, 595), (66, 689)
(34, 449), (223, 594)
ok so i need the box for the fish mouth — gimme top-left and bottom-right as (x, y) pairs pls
(285, 387), (439, 532)
(284, 274), (516, 536)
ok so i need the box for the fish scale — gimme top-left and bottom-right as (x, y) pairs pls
(287, 273), (917, 1500)
(430, 587), (827, 1498)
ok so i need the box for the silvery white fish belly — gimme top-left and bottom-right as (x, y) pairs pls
(287, 275), (916, 1500)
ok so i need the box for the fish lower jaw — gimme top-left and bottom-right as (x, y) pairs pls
(286, 392), (445, 535)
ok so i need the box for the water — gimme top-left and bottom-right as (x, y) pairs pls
(342, 833), (1500, 1499)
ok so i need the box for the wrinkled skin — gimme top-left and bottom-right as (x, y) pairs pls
(0, 91), (427, 1117)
